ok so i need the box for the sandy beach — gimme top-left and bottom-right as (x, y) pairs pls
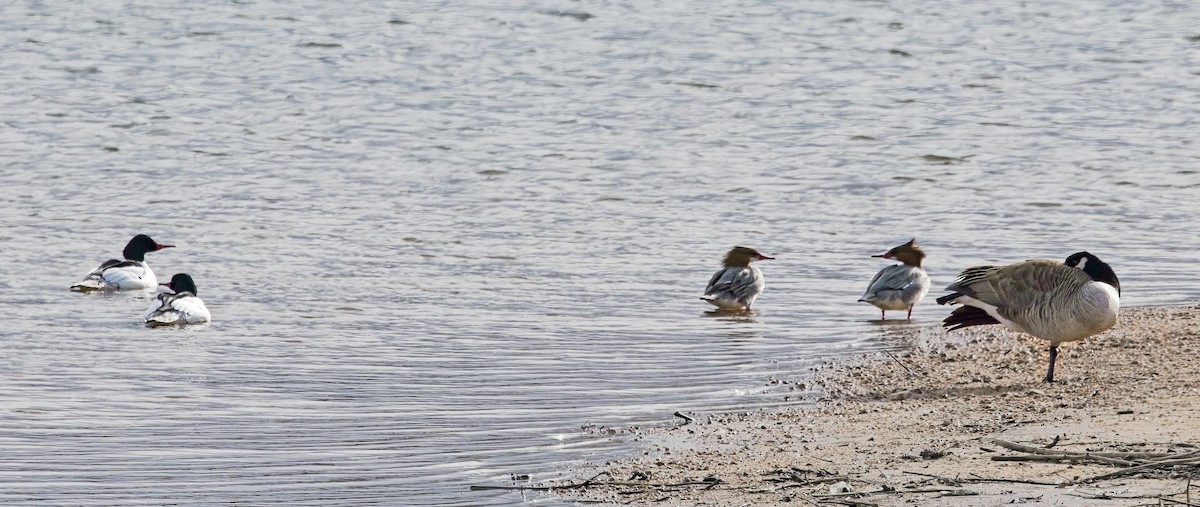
(534, 306), (1200, 506)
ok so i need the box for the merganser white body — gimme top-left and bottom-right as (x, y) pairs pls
(858, 239), (930, 320)
(145, 273), (211, 326)
(71, 234), (175, 291)
(700, 246), (774, 311)
(937, 251), (1121, 382)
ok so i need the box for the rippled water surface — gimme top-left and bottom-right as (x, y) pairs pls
(2, 0), (1199, 504)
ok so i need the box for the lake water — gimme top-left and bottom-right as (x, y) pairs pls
(1, 0), (1198, 505)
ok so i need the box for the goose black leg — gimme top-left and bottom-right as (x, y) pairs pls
(1043, 345), (1059, 383)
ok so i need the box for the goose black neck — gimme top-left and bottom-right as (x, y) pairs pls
(1084, 260), (1121, 295)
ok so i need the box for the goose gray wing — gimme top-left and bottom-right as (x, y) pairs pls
(944, 260), (1090, 319)
(940, 259), (1106, 344)
(987, 260), (1091, 321)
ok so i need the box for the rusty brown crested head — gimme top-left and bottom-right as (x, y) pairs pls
(871, 239), (925, 267)
(723, 246), (775, 267)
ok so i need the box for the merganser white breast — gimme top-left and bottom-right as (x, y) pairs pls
(936, 251), (1121, 383)
(71, 234), (175, 291)
(145, 273), (211, 326)
(858, 239), (931, 320)
(700, 246), (774, 311)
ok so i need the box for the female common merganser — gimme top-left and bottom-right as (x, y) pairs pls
(937, 251), (1120, 382)
(700, 246), (774, 311)
(71, 234), (175, 291)
(145, 273), (211, 326)
(858, 239), (930, 320)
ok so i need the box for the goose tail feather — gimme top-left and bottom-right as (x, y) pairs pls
(942, 305), (1001, 331)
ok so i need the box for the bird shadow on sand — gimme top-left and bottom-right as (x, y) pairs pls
(862, 382), (1034, 402)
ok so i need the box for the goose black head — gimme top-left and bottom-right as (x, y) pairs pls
(1065, 251), (1120, 295)
(123, 234), (175, 261)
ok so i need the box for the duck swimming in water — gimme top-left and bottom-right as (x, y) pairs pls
(71, 234), (175, 291)
(144, 273), (211, 326)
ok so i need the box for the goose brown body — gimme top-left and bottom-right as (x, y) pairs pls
(937, 252), (1120, 382)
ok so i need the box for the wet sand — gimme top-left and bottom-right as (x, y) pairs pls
(551, 306), (1200, 506)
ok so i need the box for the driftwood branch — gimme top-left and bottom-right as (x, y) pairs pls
(993, 439), (1200, 461)
(1146, 450), (1200, 463)
(817, 498), (877, 507)
(773, 477), (854, 489)
(966, 473), (1061, 486)
(989, 439), (1200, 483)
(902, 470), (961, 485)
(884, 351), (918, 378)
(902, 470), (1059, 486)
(1084, 456), (1200, 483)
(992, 453), (1139, 467)
(1159, 498), (1200, 507)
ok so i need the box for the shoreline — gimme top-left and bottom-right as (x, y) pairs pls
(544, 305), (1200, 506)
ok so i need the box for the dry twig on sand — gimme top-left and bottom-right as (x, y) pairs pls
(988, 439), (1200, 483)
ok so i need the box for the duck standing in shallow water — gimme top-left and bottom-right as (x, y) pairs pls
(858, 239), (930, 320)
(145, 273), (211, 326)
(937, 251), (1120, 382)
(71, 234), (175, 291)
(700, 246), (774, 311)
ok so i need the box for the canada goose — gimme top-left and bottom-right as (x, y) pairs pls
(858, 239), (930, 320)
(937, 251), (1121, 382)
(700, 246), (774, 311)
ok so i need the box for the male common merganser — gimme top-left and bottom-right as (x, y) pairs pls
(858, 239), (930, 320)
(145, 273), (211, 326)
(71, 234), (175, 291)
(937, 251), (1120, 382)
(700, 246), (774, 311)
